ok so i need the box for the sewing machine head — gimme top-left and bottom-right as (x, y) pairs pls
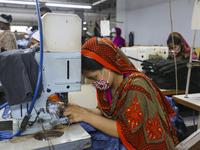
(121, 46), (169, 72)
(10, 13), (82, 135)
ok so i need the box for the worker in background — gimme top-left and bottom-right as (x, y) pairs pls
(167, 32), (198, 60)
(17, 29), (32, 49)
(40, 7), (52, 17)
(26, 26), (39, 48)
(58, 37), (178, 149)
(30, 30), (40, 47)
(111, 27), (126, 48)
(0, 14), (18, 51)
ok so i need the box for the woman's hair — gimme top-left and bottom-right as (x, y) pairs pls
(82, 55), (104, 71)
(0, 14), (12, 26)
(167, 36), (181, 45)
(40, 7), (52, 13)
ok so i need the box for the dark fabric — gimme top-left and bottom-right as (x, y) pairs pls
(142, 58), (200, 93)
(0, 46), (43, 106)
(0, 92), (6, 106)
(78, 122), (127, 150)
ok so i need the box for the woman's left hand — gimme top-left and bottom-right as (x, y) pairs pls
(63, 105), (89, 123)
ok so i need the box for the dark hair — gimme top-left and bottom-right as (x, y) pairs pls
(31, 25), (38, 32)
(0, 14), (12, 26)
(167, 36), (181, 45)
(40, 7), (52, 13)
(82, 55), (104, 71)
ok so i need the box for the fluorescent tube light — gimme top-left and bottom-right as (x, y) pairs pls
(46, 3), (92, 9)
(92, 0), (107, 6)
(0, 1), (36, 5)
(11, 26), (28, 32)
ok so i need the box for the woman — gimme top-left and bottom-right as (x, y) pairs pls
(59, 37), (178, 149)
(167, 32), (197, 60)
(0, 14), (18, 51)
(111, 27), (126, 48)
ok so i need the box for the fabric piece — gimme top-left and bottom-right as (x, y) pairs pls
(106, 88), (112, 105)
(195, 47), (200, 58)
(82, 37), (178, 149)
(113, 27), (126, 47)
(2, 105), (10, 119)
(141, 58), (200, 93)
(0, 46), (43, 106)
(0, 30), (18, 50)
(78, 122), (127, 150)
(0, 130), (13, 141)
(167, 32), (198, 60)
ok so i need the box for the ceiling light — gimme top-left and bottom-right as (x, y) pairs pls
(0, 1), (36, 5)
(11, 26), (28, 32)
(83, 22), (87, 25)
(92, 0), (107, 6)
(46, 3), (92, 9)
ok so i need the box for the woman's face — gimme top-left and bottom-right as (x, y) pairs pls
(111, 32), (117, 38)
(82, 68), (111, 84)
(31, 38), (39, 46)
(167, 43), (180, 51)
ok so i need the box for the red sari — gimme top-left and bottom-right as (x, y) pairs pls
(82, 37), (178, 149)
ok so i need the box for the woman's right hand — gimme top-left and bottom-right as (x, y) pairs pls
(57, 101), (78, 111)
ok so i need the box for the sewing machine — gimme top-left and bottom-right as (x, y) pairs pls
(0, 13), (91, 149)
(121, 46), (169, 71)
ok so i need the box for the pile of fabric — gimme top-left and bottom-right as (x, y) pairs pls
(141, 58), (200, 93)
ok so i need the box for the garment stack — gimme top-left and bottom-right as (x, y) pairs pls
(141, 58), (200, 93)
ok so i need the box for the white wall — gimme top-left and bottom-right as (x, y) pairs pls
(116, 0), (200, 47)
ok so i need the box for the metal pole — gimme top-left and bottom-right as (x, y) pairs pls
(185, 30), (196, 98)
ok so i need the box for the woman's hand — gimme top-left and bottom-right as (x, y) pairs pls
(57, 101), (78, 111)
(63, 105), (89, 123)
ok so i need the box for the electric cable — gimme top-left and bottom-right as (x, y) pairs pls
(169, 0), (178, 95)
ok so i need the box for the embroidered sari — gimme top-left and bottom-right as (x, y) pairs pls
(82, 37), (178, 150)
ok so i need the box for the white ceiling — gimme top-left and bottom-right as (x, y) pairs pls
(0, 0), (116, 27)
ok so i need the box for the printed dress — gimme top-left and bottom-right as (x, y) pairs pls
(0, 30), (18, 50)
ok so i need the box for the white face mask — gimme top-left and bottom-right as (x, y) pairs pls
(112, 33), (116, 38)
(24, 35), (30, 39)
(169, 46), (181, 57)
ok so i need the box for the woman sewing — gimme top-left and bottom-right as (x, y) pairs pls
(167, 32), (198, 60)
(58, 37), (178, 149)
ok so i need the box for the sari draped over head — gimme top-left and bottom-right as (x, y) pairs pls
(82, 37), (178, 150)
(168, 32), (198, 59)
